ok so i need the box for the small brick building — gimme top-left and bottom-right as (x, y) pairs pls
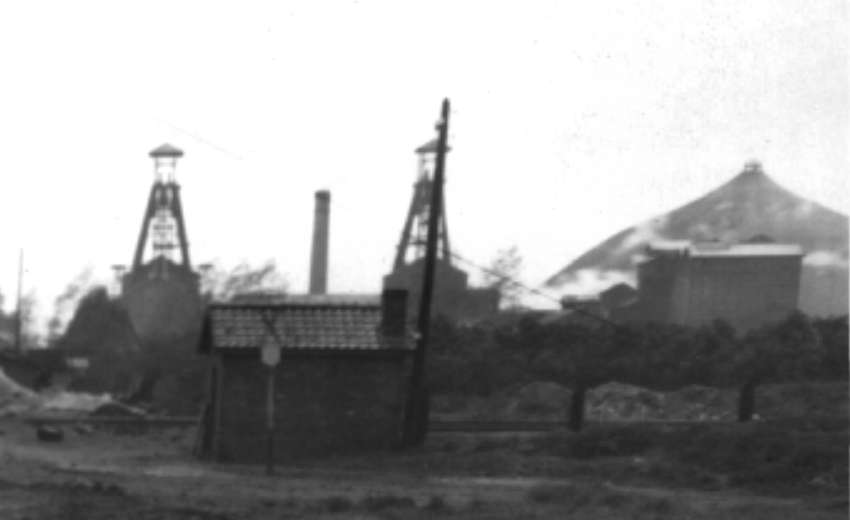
(196, 290), (413, 463)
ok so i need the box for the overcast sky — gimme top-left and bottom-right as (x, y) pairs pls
(0, 1), (847, 329)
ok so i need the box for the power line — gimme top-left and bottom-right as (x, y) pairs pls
(448, 251), (561, 304)
(154, 119), (245, 161)
(449, 251), (625, 329)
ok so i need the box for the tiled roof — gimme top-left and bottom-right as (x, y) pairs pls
(229, 292), (380, 306)
(202, 303), (411, 352)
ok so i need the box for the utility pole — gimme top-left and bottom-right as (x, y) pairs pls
(403, 98), (450, 446)
(14, 249), (24, 352)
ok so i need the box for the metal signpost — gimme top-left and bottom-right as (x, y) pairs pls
(260, 334), (281, 476)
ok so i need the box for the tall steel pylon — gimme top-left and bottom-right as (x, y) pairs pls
(392, 138), (452, 270)
(131, 143), (192, 271)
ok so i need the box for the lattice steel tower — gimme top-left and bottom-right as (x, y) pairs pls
(132, 143), (192, 270)
(121, 144), (200, 346)
(392, 138), (452, 270)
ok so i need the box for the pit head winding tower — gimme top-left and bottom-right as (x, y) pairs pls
(121, 144), (202, 346)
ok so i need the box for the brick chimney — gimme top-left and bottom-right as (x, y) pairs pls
(309, 190), (331, 294)
(381, 289), (408, 337)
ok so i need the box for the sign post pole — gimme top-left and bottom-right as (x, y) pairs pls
(265, 364), (275, 475)
(261, 335), (281, 476)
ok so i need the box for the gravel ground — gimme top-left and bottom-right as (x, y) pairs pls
(0, 417), (845, 520)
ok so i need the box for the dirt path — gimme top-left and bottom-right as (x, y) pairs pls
(0, 418), (844, 519)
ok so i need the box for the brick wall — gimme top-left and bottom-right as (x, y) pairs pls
(122, 261), (201, 345)
(214, 353), (410, 463)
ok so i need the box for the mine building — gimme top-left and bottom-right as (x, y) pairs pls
(611, 239), (803, 332)
(195, 289), (413, 462)
(383, 139), (499, 324)
(120, 144), (202, 346)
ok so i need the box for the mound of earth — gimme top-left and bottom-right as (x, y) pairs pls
(1, 367), (117, 418)
(545, 162), (849, 317)
(0, 367), (40, 416)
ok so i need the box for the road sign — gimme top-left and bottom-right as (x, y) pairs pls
(261, 335), (281, 367)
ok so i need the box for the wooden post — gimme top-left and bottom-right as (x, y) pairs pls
(265, 364), (276, 475)
(403, 98), (450, 446)
(260, 320), (282, 476)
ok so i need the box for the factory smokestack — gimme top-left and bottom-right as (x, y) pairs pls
(309, 190), (331, 294)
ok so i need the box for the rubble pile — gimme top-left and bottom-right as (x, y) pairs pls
(1, 367), (115, 417)
(0, 367), (40, 416)
(434, 380), (846, 422)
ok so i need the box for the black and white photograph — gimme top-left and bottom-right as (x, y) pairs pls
(0, 1), (847, 518)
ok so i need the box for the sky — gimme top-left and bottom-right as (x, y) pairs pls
(0, 1), (847, 332)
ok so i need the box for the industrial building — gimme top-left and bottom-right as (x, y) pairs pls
(195, 289), (413, 462)
(120, 144), (202, 346)
(383, 138), (499, 324)
(610, 239), (803, 333)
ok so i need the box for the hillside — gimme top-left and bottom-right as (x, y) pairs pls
(545, 162), (848, 317)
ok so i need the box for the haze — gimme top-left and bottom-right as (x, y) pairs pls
(0, 1), (846, 330)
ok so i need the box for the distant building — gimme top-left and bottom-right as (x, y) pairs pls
(557, 296), (610, 323)
(616, 240), (803, 332)
(598, 283), (638, 313)
(195, 290), (413, 463)
(384, 258), (499, 325)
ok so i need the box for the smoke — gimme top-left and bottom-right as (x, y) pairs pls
(803, 250), (849, 269)
(617, 216), (668, 252)
(48, 267), (95, 339)
(554, 268), (636, 298)
(202, 259), (289, 301)
(794, 200), (816, 219)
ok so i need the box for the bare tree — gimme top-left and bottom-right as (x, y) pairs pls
(202, 259), (288, 301)
(47, 267), (95, 343)
(484, 246), (524, 309)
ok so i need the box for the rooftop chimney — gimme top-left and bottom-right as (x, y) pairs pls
(309, 190), (331, 294)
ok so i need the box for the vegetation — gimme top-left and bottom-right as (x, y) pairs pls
(428, 311), (848, 430)
(482, 245), (524, 309)
(201, 259), (288, 301)
(40, 260), (290, 409)
(55, 286), (139, 393)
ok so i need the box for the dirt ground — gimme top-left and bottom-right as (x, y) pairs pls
(0, 417), (846, 519)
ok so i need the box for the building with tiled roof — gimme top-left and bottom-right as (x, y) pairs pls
(195, 289), (414, 463)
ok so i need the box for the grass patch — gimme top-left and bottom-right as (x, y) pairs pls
(526, 482), (682, 518)
(424, 495), (451, 512)
(523, 420), (848, 494)
(360, 494), (416, 511)
(675, 428), (848, 492)
(526, 482), (605, 510)
(321, 495), (354, 513)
